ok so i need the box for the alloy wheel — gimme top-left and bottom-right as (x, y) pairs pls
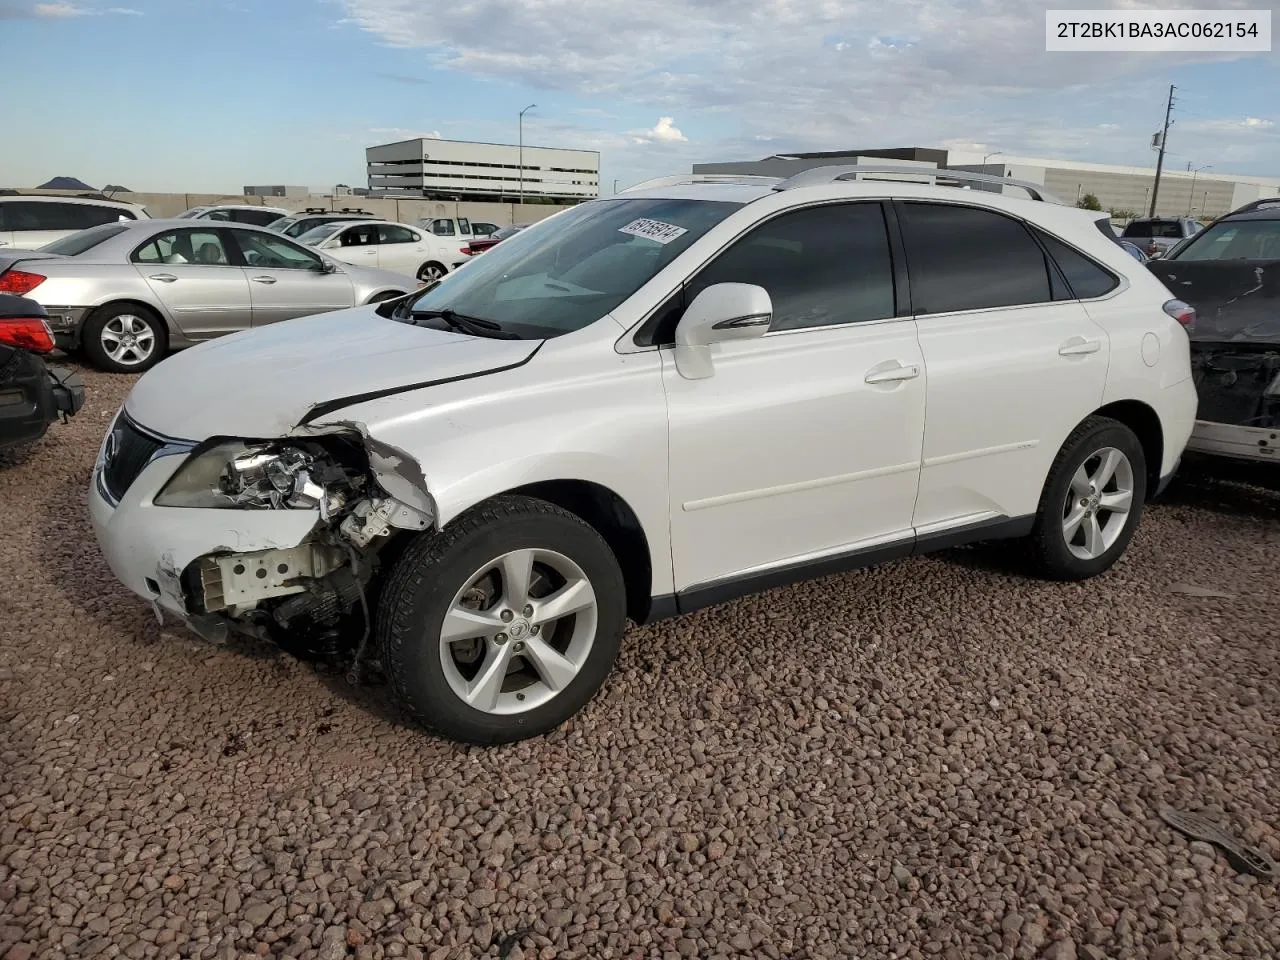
(100, 314), (156, 367)
(1061, 446), (1135, 560)
(438, 548), (598, 715)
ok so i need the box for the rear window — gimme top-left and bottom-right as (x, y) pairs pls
(1169, 219), (1280, 261)
(1034, 228), (1120, 299)
(1122, 220), (1182, 239)
(38, 222), (130, 255)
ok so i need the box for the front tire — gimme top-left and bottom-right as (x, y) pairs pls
(82, 303), (167, 373)
(377, 495), (627, 744)
(1027, 416), (1147, 580)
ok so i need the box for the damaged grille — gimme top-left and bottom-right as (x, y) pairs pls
(101, 416), (164, 502)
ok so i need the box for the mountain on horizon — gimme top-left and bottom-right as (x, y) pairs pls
(37, 176), (96, 191)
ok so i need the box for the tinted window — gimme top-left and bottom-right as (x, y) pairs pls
(338, 225), (379, 247)
(430, 219), (456, 237)
(378, 224), (418, 244)
(204, 209), (235, 221)
(236, 209), (288, 227)
(1170, 219), (1280, 261)
(282, 218), (323, 238)
(686, 203), (895, 333)
(134, 229), (231, 265)
(1120, 222), (1151, 238)
(232, 230), (321, 269)
(898, 203), (1051, 313)
(39, 222), (130, 255)
(1033, 229), (1119, 299)
(0, 200), (131, 232)
(1123, 219), (1182, 240)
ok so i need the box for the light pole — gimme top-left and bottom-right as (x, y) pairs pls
(518, 103), (536, 207)
(613, 178), (620, 194)
(982, 150), (1002, 170)
(1187, 164), (1211, 215)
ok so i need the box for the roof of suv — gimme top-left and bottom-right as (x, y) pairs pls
(2, 194), (146, 211)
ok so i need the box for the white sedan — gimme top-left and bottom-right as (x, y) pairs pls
(295, 220), (470, 283)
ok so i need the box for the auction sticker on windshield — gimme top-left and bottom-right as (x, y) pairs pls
(619, 218), (689, 245)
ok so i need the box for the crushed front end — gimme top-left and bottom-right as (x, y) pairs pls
(88, 411), (434, 660)
(1189, 343), (1280, 463)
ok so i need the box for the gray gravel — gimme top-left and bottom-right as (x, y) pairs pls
(2, 365), (1278, 960)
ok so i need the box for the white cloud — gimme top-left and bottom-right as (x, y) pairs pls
(368, 127), (442, 139)
(629, 116), (687, 144)
(33, 2), (86, 16)
(337, 0), (1276, 179)
(1244, 117), (1274, 129)
(106, 6), (142, 12)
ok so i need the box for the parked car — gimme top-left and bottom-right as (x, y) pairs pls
(1146, 198), (1280, 465)
(177, 204), (292, 227)
(296, 219), (471, 281)
(470, 222), (501, 238)
(415, 216), (476, 244)
(0, 295), (83, 455)
(88, 167), (1196, 744)
(0, 219), (414, 373)
(466, 223), (529, 256)
(269, 208), (379, 239)
(1120, 216), (1202, 258)
(0, 194), (150, 250)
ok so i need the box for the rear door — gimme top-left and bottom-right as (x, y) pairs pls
(226, 228), (355, 326)
(900, 201), (1111, 531)
(374, 223), (428, 276)
(130, 227), (253, 339)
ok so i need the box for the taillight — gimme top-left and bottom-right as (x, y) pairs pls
(1163, 299), (1196, 333)
(0, 317), (56, 353)
(0, 270), (46, 296)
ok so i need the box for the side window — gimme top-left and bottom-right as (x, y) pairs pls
(378, 224), (417, 244)
(133, 229), (230, 265)
(685, 203), (896, 334)
(232, 230), (321, 270)
(234, 209), (282, 226)
(4, 201), (80, 231)
(897, 203), (1051, 314)
(1033, 228), (1119, 300)
(339, 225), (379, 246)
(205, 209), (235, 221)
(430, 219), (456, 237)
(457, 217), (471, 235)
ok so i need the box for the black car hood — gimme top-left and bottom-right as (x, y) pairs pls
(1148, 258), (1280, 344)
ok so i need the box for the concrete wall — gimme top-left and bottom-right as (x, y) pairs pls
(8, 189), (580, 226)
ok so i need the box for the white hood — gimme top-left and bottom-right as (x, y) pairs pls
(124, 306), (540, 440)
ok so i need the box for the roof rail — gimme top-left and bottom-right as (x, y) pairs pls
(619, 174), (783, 193)
(771, 164), (1062, 203)
(1226, 197), (1280, 215)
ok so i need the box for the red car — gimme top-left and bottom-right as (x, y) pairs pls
(465, 223), (528, 256)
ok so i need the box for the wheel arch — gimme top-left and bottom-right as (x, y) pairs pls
(1090, 399), (1164, 495)
(83, 298), (174, 343)
(501, 479), (655, 626)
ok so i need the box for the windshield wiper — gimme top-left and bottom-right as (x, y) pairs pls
(411, 308), (520, 339)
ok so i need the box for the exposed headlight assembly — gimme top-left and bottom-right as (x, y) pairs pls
(155, 440), (365, 515)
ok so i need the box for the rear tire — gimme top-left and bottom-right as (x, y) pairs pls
(1026, 416), (1147, 580)
(417, 262), (447, 282)
(82, 303), (167, 374)
(377, 495), (627, 744)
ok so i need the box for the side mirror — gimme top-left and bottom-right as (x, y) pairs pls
(673, 282), (772, 380)
(318, 259), (338, 273)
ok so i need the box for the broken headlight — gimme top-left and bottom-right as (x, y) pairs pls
(154, 440), (363, 516)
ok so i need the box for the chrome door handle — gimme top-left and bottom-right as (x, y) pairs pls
(148, 274), (178, 283)
(865, 362), (921, 384)
(1059, 337), (1101, 356)
(250, 276), (278, 284)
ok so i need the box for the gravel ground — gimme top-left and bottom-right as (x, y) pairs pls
(2, 365), (1278, 960)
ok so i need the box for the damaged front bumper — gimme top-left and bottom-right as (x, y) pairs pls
(1188, 343), (1280, 466)
(88, 417), (434, 648)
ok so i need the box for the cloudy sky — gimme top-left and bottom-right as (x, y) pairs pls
(2, 0), (1276, 192)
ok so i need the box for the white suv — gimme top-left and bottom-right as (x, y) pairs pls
(89, 167), (1198, 745)
(0, 194), (150, 249)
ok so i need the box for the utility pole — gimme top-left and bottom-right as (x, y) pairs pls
(518, 104), (536, 208)
(1148, 84), (1176, 217)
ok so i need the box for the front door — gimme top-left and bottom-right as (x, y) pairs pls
(896, 201), (1111, 531)
(228, 229), (354, 326)
(662, 201), (927, 597)
(130, 227), (252, 339)
(333, 223), (381, 270)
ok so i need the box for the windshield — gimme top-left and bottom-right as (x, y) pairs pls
(267, 217), (297, 233)
(39, 222), (130, 256)
(403, 198), (741, 338)
(176, 207), (208, 219)
(281, 218), (322, 238)
(297, 223), (343, 244)
(1170, 219), (1280, 261)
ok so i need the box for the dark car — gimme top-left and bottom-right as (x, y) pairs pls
(465, 223), (529, 256)
(0, 295), (84, 455)
(1121, 216), (1203, 258)
(1146, 198), (1280, 465)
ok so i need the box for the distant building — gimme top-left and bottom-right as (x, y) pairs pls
(244, 185), (310, 198)
(366, 137), (599, 202)
(693, 147), (1280, 220)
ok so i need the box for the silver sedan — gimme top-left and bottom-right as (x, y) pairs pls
(0, 219), (418, 372)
